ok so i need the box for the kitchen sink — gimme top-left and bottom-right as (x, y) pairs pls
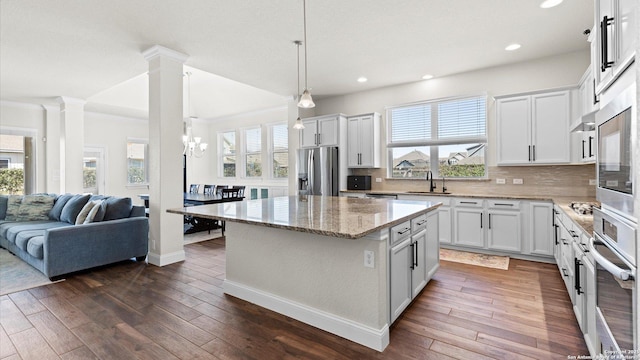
(406, 191), (451, 195)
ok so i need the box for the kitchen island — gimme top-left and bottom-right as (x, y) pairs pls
(168, 195), (441, 351)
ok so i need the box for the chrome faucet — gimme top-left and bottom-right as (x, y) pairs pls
(426, 171), (436, 192)
(442, 176), (447, 193)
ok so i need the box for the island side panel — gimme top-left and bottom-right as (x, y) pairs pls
(223, 222), (389, 340)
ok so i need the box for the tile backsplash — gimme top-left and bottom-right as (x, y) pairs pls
(351, 164), (596, 198)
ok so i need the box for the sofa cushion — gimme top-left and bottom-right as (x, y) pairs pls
(76, 200), (103, 225)
(0, 195), (7, 220)
(14, 229), (45, 251)
(3, 221), (70, 243)
(15, 195), (55, 221)
(103, 197), (133, 221)
(49, 194), (73, 221)
(60, 194), (90, 224)
(26, 236), (44, 259)
(5, 195), (22, 221)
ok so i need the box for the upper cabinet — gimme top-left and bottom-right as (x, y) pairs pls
(496, 90), (571, 165)
(347, 113), (381, 168)
(594, 0), (637, 94)
(299, 114), (345, 148)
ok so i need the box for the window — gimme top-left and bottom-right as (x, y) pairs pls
(126, 140), (149, 185)
(270, 124), (288, 178)
(387, 95), (487, 179)
(245, 127), (262, 177)
(0, 159), (9, 169)
(220, 131), (236, 177)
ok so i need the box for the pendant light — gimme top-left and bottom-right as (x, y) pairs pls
(183, 72), (208, 157)
(293, 40), (305, 130)
(297, 0), (315, 108)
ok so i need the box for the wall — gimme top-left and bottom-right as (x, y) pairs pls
(84, 112), (149, 204)
(313, 50), (595, 197)
(0, 102), (47, 192)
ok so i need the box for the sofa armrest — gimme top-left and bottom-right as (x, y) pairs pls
(43, 217), (149, 278)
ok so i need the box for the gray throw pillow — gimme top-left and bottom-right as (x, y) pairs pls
(15, 195), (55, 221)
(5, 195), (22, 221)
(102, 197), (133, 221)
(0, 196), (7, 220)
(60, 194), (91, 224)
(49, 194), (73, 221)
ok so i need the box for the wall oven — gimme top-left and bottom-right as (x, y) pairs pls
(596, 82), (636, 222)
(590, 207), (636, 356)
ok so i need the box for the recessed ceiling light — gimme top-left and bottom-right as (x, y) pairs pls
(505, 43), (521, 51)
(540, 0), (563, 9)
(422, 74), (434, 80)
(357, 77), (368, 83)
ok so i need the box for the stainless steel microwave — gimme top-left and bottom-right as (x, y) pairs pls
(596, 82), (636, 222)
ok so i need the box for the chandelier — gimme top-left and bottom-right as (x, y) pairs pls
(183, 72), (208, 157)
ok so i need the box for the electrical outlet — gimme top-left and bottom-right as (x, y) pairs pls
(496, 178), (506, 184)
(375, 178), (382, 183)
(364, 250), (374, 268)
(589, 179), (597, 186)
(513, 178), (523, 185)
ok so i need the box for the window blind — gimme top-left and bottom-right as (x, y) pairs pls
(245, 128), (261, 153)
(438, 97), (486, 139)
(272, 124), (288, 152)
(390, 104), (431, 143)
(222, 131), (235, 155)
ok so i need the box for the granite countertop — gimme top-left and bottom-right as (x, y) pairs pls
(341, 190), (598, 235)
(167, 195), (441, 239)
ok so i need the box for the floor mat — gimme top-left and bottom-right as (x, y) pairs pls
(439, 248), (510, 270)
(0, 248), (63, 295)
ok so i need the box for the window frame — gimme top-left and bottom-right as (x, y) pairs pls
(386, 94), (488, 179)
(126, 138), (149, 187)
(268, 122), (289, 180)
(219, 130), (237, 178)
(243, 126), (262, 178)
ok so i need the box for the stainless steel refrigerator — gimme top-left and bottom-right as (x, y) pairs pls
(297, 147), (339, 196)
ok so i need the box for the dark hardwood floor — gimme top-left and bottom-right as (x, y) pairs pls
(1, 238), (588, 359)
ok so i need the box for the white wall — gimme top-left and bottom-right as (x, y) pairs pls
(0, 102), (47, 192)
(84, 112), (149, 204)
(313, 50), (590, 168)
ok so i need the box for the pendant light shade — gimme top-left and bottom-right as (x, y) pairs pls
(293, 117), (305, 129)
(297, 0), (315, 109)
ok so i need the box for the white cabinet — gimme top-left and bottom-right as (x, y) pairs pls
(424, 211), (440, 282)
(453, 199), (485, 248)
(496, 90), (571, 165)
(390, 236), (412, 323)
(299, 114), (343, 148)
(580, 131), (596, 162)
(529, 202), (554, 256)
(487, 200), (521, 253)
(594, 0), (638, 93)
(347, 113), (381, 168)
(410, 229), (427, 298)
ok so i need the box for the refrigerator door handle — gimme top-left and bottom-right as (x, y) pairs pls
(308, 149), (314, 194)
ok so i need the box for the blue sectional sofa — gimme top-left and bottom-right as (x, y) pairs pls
(0, 193), (149, 280)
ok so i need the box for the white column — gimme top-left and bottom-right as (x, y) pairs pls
(56, 96), (85, 194)
(42, 104), (62, 194)
(142, 45), (188, 266)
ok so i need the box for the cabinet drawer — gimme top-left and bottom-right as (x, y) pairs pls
(487, 200), (520, 210)
(411, 214), (428, 232)
(454, 198), (483, 207)
(390, 221), (412, 245)
(424, 196), (451, 206)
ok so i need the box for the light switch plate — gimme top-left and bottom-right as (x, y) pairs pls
(589, 179), (597, 186)
(496, 178), (506, 184)
(513, 178), (523, 185)
(375, 178), (382, 183)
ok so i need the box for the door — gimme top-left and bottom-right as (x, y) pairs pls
(487, 210), (521, 252)
(496, 96), (530, 164)
(573, 242), (586, 331)
(425, 211), (440, 281)
(596, 0), (615, 89)
(454, 208), (485, 248)
(390, 238), (412, 323)
(531, 91), (570, 163)
(411, 229), (427, 298)
(83, 147), (105, 195)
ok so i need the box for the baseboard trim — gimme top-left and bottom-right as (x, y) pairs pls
(147, 250), (185, 266)
(223, 280), (389, 352)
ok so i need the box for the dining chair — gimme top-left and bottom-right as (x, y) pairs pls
(232, 185), (246, 197)
(189, 184), (200, 194)
(221, 188), (241, 199)
(203, 184), (215, 195)
(215, 185), (228, 196)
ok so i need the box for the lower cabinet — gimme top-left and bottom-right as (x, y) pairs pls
(529, 202), (554, 256)
(453, 199), (485, 248)
(487, 200), (522, 252)
(389, 212), (439, 323)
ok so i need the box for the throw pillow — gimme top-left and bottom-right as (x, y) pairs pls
(60, 194), (91, 224)
(4, 195), (23, 221)
(15, 195), (55, 221)
(49, 194), (73, 221)
(102, 197), (133, 221)
(75, 200), (102, 225)
(82, 200), (105, 224)
(0, 195), (8, 220)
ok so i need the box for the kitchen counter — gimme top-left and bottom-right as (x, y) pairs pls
(168, 195), (440, 239)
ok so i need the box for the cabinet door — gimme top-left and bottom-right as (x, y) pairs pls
(496, 96), (531, 165)
(487, 210), (521, 252)
(531, 91), (570, 164)
(529, 202), (554, 256)
(411, 229), (428, 298)
(425, 211), (440, 281)
(300, 119), (318, 148)
(317, 117), (339, 146)
(454, 208), (485, 248)
(390, 238), (412, 323)
(438, 207), (452, 244)
(583, 257), (598, 355)
(573, 243), (585, 331)
(347, 117), (361, 167)
(595, 0), (615, 90)
(554, 212), (562, 266)
(358, 115), (376, 167)
(582, 131), (595, 162)
(617, 0), (637, 72)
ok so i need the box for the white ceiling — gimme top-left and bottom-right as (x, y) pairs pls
(0, 0), (593, 120)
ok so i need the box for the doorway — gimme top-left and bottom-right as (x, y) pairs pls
(83, 147), (106, 195)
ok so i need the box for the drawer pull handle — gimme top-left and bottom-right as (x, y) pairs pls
(494, 203), (514, 207)
(416, 220), (427, 226)
(398, 228), (411, 235)
(460, 201), (478, 204)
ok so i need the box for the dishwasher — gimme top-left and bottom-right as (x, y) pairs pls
(364, 193), (398, 200)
